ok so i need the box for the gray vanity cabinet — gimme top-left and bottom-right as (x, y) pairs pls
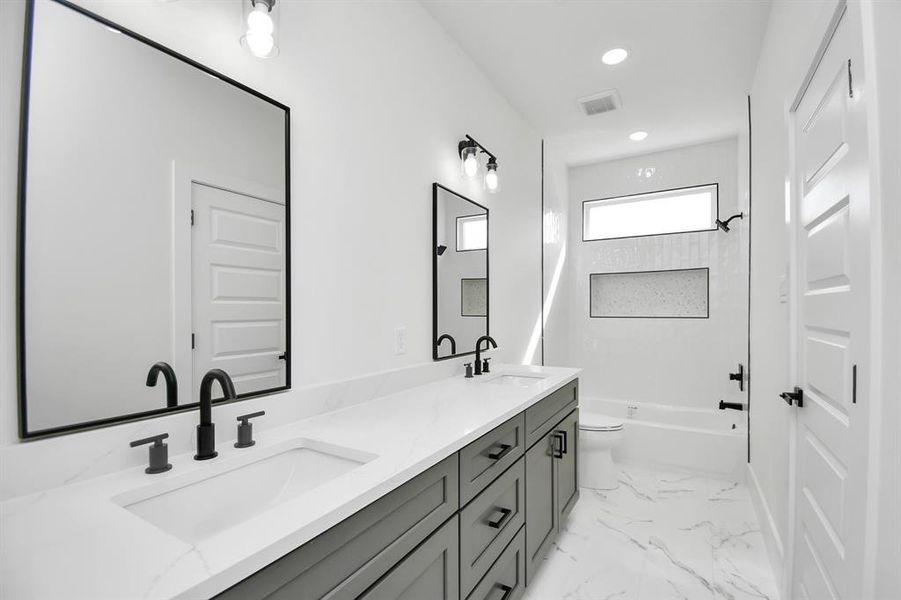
(523, 384), (579, 585)
(216, 378), (579, 600)
(359, 516), (460, 600)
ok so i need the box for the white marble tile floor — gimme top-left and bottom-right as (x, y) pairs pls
(522, 464), (779, 600)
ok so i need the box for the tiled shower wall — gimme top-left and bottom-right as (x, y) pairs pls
(557, 138), (749, 411)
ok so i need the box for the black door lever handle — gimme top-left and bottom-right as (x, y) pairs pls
(780, 386), (804, 407)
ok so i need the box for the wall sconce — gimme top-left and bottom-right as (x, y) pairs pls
(241, 0), (279, 59)
(458, 135), (499, 193)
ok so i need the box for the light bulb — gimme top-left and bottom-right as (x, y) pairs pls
(485, 169), (498, 192)
(485, 159), (498, 192)
(247, 6), (274, 36)
(245, 32), (274, 57)
(464, 155), (478, 178)
(629, 131), (648, 141)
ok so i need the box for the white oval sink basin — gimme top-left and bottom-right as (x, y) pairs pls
(114, 439), (375, 544)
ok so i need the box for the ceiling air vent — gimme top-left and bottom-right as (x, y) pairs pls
(578, 89), (622, 116)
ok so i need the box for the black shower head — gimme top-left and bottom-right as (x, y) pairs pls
(437, 244), (447, 256)
(716, 213), (744, 233)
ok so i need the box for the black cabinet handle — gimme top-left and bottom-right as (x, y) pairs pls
(487, 507), (513, 529)
(552, 432), (564, 459)
(487, 443), (513, 461)
(555, 430), (568, 454)
(493, 583), (513, 600)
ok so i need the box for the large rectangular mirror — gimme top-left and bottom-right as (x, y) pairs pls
(432, 183), (488, 360)
(18, 0), (291, 438)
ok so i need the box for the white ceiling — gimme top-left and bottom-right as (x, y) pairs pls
(422, 0), (772, 165)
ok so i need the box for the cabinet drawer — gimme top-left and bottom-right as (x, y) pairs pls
(525, 379), (578, 449)
(459, 457), (525, 597)
(459, 414), (525, 506)
(359, 515), (459, 600)
(215, 455), (459, 600)
(465, 526), (526, 600)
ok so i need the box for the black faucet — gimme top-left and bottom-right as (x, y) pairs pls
(474, 335), (497, 375)
(146, 362), (178, 408)
(436, 333), (457, 356)
(195, 369), (237, 461)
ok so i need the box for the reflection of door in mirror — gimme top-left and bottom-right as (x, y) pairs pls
(433, 184), (488, 360)
(191, 182), (287, 401)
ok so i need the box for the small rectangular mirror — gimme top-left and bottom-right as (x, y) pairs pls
(432, 183), (488, 360)
(18, 0), (290, 437)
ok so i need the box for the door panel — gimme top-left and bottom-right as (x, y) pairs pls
(525, 433), (557, 584)
(555, 410), (579, 523)
(790, 3), (870, 599)
(192, 182), (287, 398)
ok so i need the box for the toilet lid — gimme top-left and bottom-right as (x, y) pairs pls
(579, 411), (624, 431)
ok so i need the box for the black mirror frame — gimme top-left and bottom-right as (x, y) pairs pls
(15, 0), (292, 439)
(432, 182), (489, 361)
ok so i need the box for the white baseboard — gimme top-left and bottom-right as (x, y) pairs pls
(747, 463), (786, 597)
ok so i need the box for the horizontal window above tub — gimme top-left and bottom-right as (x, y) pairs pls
(582, 183), (718, 241)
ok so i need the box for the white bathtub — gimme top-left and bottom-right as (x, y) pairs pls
(581, 397), (748, 479)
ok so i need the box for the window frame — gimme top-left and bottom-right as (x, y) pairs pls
(581, 183), (720, 242)
(455, 213), (488, 252)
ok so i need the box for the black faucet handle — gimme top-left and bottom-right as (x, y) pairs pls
(130, 432), (169, 447)
(130, 433), (172, 474)
(235, 411), (265, 448)
(482, 357), (492, 373)
(237, 410), (265, 424)
(464, 363), (474, 378)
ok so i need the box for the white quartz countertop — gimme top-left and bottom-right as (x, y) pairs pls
(0, 365), (579, 600)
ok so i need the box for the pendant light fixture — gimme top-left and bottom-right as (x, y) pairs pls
(457, 135), (499, 193)
(242, 0), (279, 59)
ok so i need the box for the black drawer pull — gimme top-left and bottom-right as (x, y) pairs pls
(487, 507), (513, 529)
(487, 443), (513, 461)
(551, 432), (564, 459)
(493, 583), (513, 600)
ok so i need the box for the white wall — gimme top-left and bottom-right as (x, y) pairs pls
(861, 0), (901, 596)
(0, 0), (541, 473)
(540, 142), (572, 367)
(560, 139), (748, 411)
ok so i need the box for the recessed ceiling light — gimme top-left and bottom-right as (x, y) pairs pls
(602, 48), (628, 65)
(629, 131), (648, 141)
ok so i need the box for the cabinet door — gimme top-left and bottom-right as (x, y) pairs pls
(555, 410), (579, 523)
(524, 433), (557, 584)
(215, 456), (459, 600)
(360, 515), (460, 600)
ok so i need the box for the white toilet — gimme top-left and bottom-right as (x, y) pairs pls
(579, 411), (625, 490)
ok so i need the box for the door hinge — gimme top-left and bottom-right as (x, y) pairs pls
(848, 59), (853, 98)
(190, 209), (194, 226)
(191, 333), (195, 350)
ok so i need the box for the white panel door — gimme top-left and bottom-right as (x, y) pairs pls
(191, 182), (287, 399)
(789, 4), (871, 599)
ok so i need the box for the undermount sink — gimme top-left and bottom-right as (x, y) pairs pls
(487, 374), (548, 387)
(114, 439), (375, 544)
